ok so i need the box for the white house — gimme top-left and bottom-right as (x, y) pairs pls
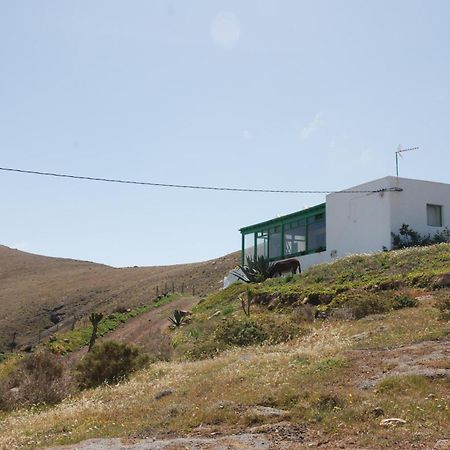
(225, 176), (449, 286)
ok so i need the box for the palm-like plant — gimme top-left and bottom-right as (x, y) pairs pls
(88, 312), (104, 352)
(168, 310), (185, 327)
(231, 256), (274, 283)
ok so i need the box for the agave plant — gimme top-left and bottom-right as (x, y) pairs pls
(168, 310), (185, 327)
(231, 256), (274, 283)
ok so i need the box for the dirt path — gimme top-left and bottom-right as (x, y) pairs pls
(46, 422), (309, 449)
(106, 296), (199, 347)
(68, 296), (199, 362)
(344, 339), (450, 389)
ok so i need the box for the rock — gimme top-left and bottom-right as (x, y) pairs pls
(371, 407), (384, 417)
(155, 389), (174, 400)
(207, 311), (221, 320)
(433, 439), (450, 449)
(21, 344), (33, 353)
(380, 418), (406, 426)
(63, 339), (70, 343)
(359, 381), (373, 390)
(433, 273), (450, 288)
(352, 332), (370, 341)
(247, 406), (289, 418)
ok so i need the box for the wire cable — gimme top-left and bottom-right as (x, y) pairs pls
(0, 166), (401, 194)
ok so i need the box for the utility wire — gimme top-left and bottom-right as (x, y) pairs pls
(0, 166), (401, 194)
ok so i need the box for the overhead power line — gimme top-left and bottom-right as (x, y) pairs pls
(0, 166), (401, 194)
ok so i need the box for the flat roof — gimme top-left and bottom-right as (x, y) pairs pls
(239, 202), (326, 234)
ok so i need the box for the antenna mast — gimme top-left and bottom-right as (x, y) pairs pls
(395, 145), (419, 177)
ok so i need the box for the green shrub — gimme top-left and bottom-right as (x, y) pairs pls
(213, 318), (268, 347)
(435, 296), (450, 320)
(392, 294), (418, 310)
(330, 291), (391, 319)
(0, 350), (71, 410)
(76, 341), (149, 389)
(392, 224), (449, 249)
(257, 315), (304, 344)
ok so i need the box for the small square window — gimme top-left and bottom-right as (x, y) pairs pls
(427, 204), (443, 227)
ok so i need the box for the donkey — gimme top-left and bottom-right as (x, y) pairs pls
(269, 258), (301, 278)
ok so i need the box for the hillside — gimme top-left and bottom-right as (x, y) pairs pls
(0, 244), (449, 449)
(0, 245), (239, 352)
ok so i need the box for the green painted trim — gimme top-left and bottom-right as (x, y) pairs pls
(239, 203), (325, 234)
(240, 203), (326, 263)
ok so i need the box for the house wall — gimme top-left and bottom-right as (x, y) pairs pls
(325, 176), (450, 260)
(298, 250), (329, 270)
(325, 177), (393, 260)
(388, 177), (450, 238)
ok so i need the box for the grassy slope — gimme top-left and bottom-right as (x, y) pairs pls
(194, 243), (450, 315)
(0, 245), (239, 352)
(0, 244), (449, 449)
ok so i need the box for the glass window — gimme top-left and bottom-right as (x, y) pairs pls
(427, 204), (443, 227)
(256, 230), (269, 259)
(268, 226), (282, 259)
(307, 213), (326, 251)
(243, 233), (255, 262)
(284, 220), (306, 255)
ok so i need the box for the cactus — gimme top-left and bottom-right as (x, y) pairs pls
(88, 312), (104, 352)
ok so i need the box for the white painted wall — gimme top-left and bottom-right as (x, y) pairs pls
(325, 177), (393, 260)
(388, 177), (450, 238)
(326, 176), (450, 260)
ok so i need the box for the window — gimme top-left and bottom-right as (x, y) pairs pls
(256, 230), (269, 259)
(243, 233), (255, 262)
(268, 226), (282, 259)
(307, 213), (326, 250)
(284, 220), (306, 255)
(427, 204), (443, 227)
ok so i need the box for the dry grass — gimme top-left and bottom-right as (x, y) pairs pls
(1, 299), (449, 449)
(0, 245), (239, 352)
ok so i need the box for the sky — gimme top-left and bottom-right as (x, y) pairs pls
(1, 0), (449, 267)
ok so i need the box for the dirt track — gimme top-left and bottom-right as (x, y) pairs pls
(106, 296), (199, 347)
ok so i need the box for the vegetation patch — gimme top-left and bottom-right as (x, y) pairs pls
(76, 341), (149, 389)
(0, 350), (71, 411)
(48, 295), (180, 354)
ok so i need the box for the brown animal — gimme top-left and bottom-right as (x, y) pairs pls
(269, 258), (301, 278)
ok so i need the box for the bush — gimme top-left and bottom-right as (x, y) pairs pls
(257, 315), (305, 344)
(76, 341), (149, 389)
(0, 350), (71, 410)
(392, 294), (418, 310)
(213, 318), (268, 347)
(435, 296), (450, 321)
(330, 291), (391, 319)
(392, 224), (449, 249)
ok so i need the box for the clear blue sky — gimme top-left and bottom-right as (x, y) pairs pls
(1, 1), (449, 266)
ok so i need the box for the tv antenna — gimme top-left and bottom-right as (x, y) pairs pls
(395, 145), (419, 177)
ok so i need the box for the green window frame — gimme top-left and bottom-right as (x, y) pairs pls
(240, 203), (326, 264)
